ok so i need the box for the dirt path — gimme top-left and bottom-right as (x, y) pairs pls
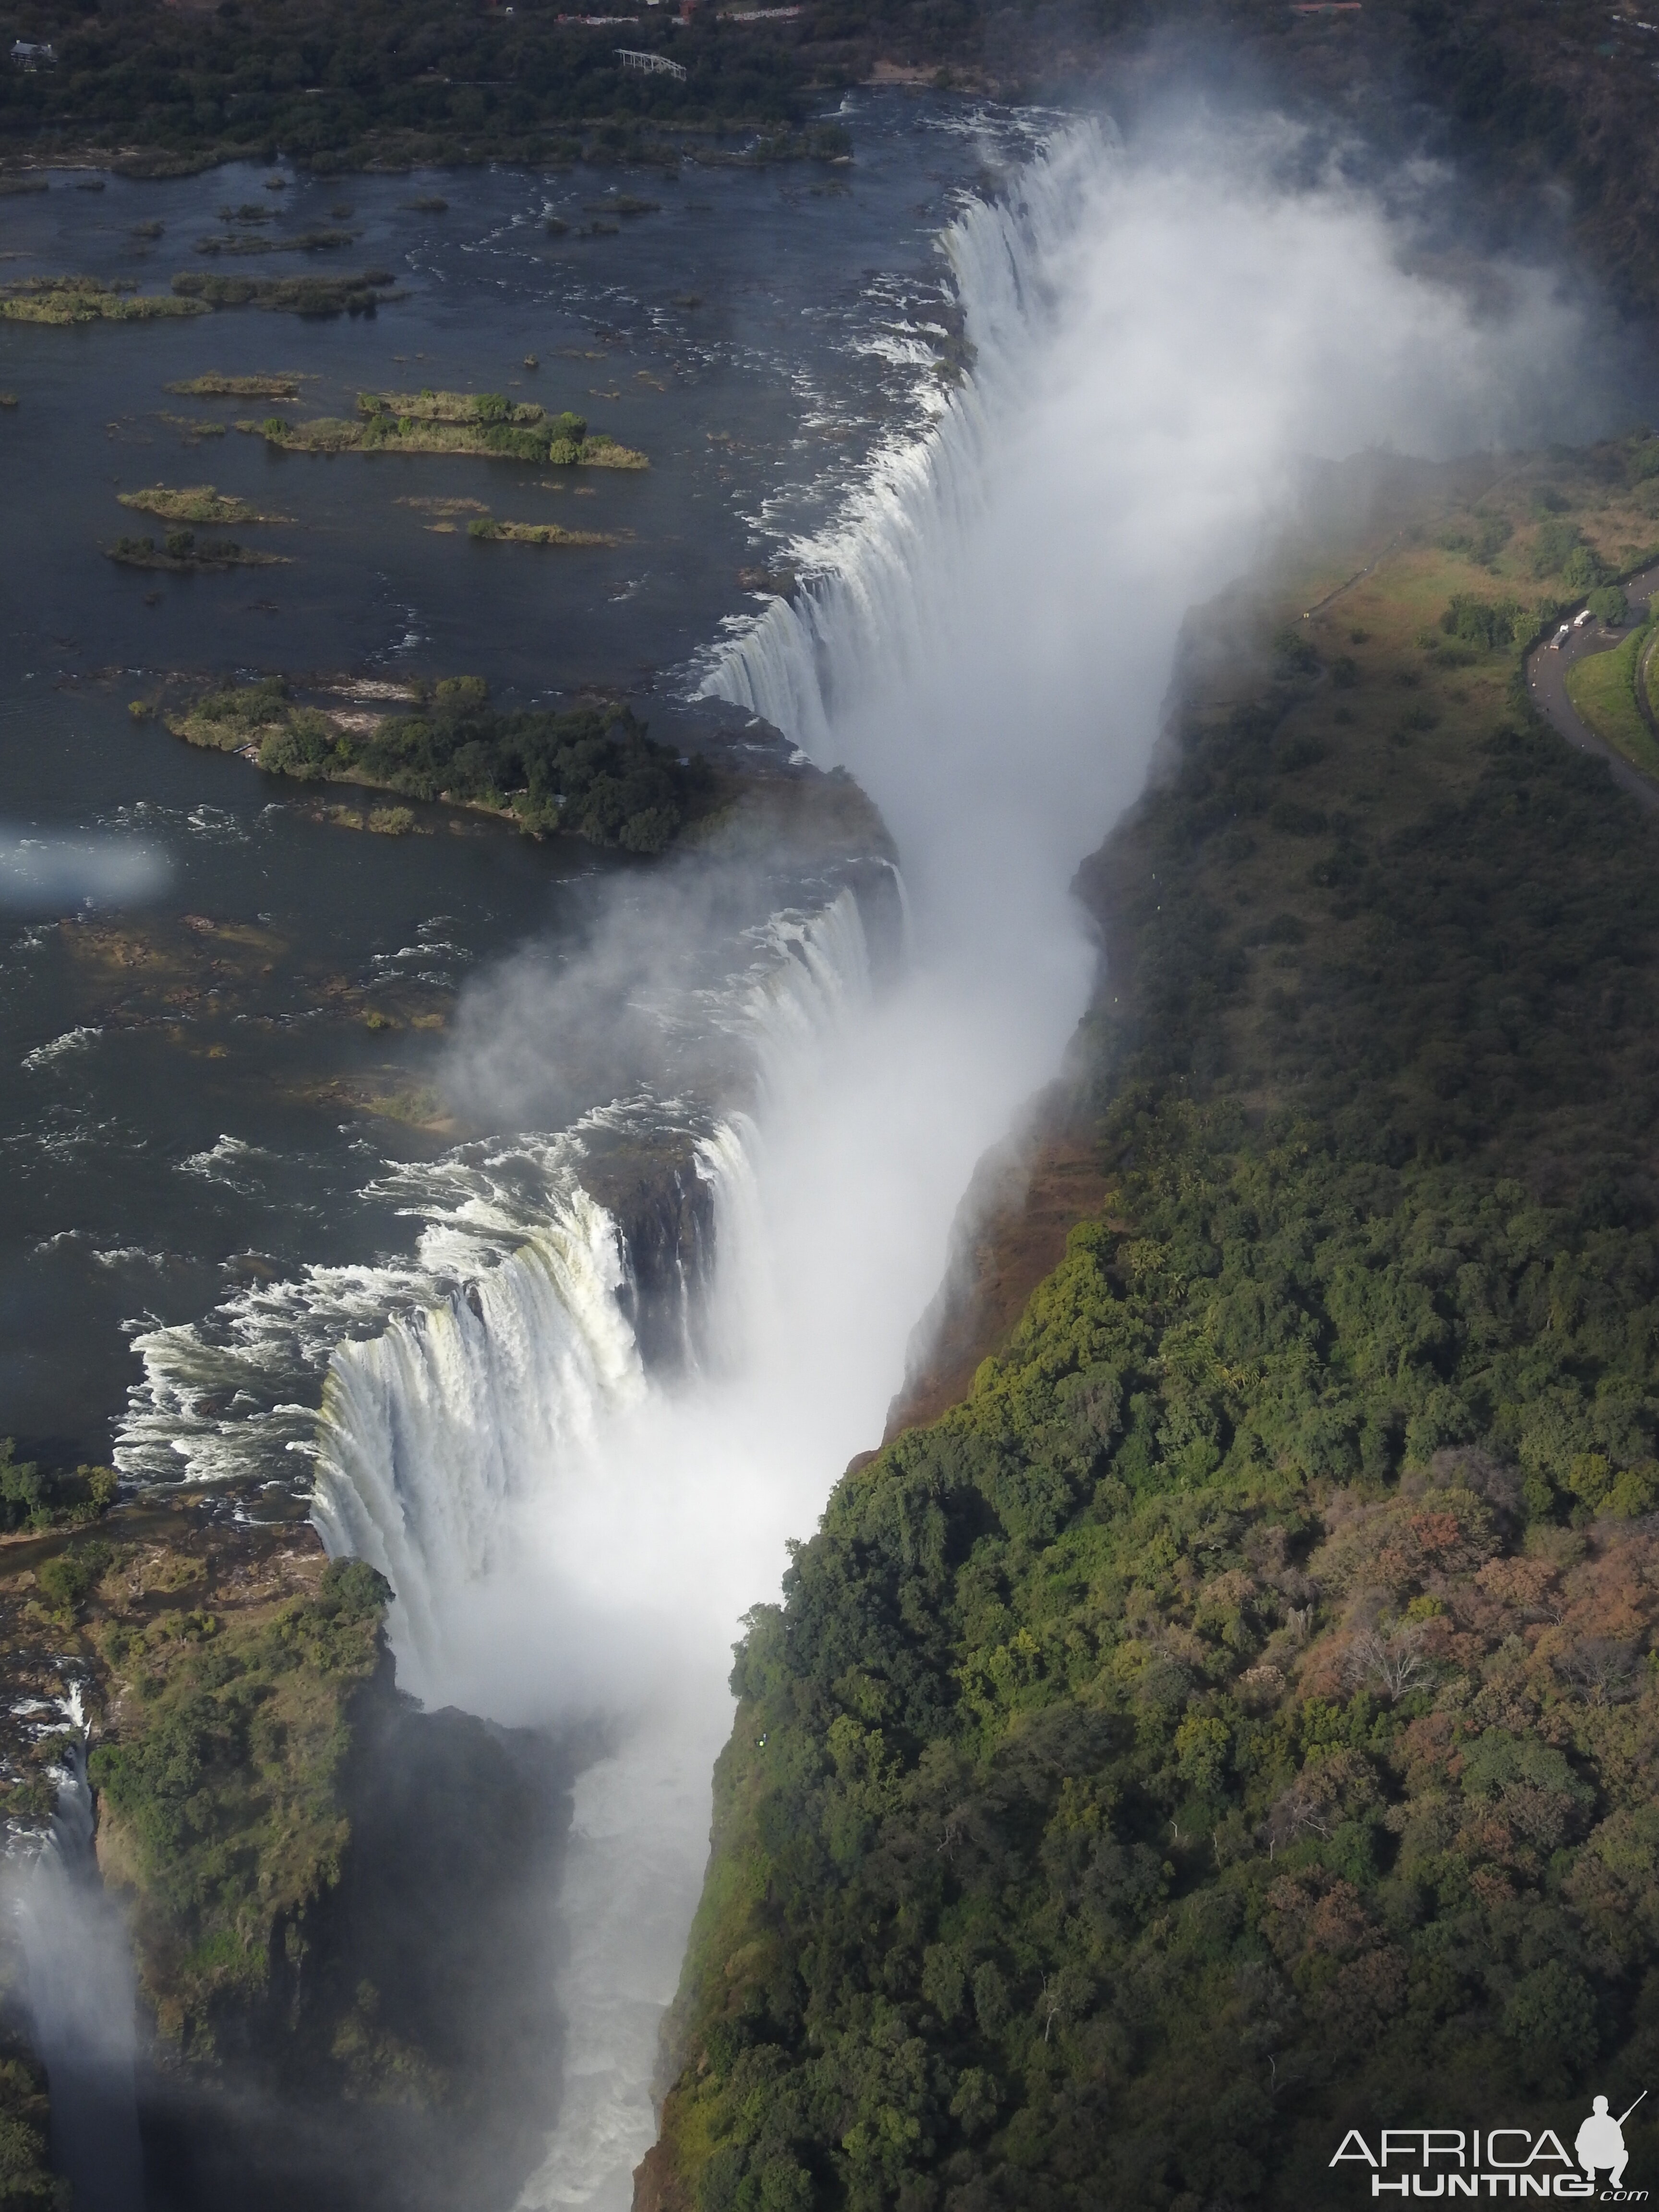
(1525, 559), (1659, 816)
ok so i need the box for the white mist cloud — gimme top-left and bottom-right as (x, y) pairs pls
(334, 109), (1598, 2209)
(808, 114), (1587, 976)
(0, 825), (169, 912)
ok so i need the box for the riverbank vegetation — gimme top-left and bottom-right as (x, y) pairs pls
(0, 1437), (118, 1535)
(107, 530), (288, 571)
(166, 674), (715, 854)
(0, 2031), (54, 2212)
(645, 445), (1659, 2211)
(236, 392), (647, 468)
(117, 483), (290, 525)
(1, 274), (206, 324)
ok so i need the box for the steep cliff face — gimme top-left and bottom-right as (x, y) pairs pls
(637, 455), (1659, 2211)
(135, 1672), (578, 2212)
(0, 1508), (577, 2212)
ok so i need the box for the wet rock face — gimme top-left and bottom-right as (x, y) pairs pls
(602, 1154), (719, 1377)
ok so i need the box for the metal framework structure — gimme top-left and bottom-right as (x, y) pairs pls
(615, 47), (688, 76)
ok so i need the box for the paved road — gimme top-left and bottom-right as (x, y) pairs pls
(1524, 558), (1659, 816)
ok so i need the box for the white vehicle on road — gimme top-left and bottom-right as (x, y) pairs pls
(1574, 608), (1594, 627)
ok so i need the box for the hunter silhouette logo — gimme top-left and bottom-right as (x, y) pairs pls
(1577, 2095), (1646, 2194)
(1330, 2095), (1648, 2198)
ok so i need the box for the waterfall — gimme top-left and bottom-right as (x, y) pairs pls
(308, 887), (874, 1712)
(134, 102), (1593, 2212)
(699, 127), (1108, 752)
(312, 1189), (649, 1703)
(13, 1692), (144, 2212)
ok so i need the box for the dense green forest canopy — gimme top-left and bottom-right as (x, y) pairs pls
(646, 473), (1659, 2211)
(0, 0), (842, 167)
(5, 0), (1659, 325)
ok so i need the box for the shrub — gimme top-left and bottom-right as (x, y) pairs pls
(1533, 515), (1584, 574)
(37, 1541), (112, 1614)
(1441, 592), (1523, 650)
(1562, 542), (1610, 592)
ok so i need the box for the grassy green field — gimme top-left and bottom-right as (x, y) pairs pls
(1566, 621), (1659, 776)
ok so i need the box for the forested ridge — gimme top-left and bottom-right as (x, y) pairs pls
(641, 467), (1659, 2211)
(7, 0), (1659, 325)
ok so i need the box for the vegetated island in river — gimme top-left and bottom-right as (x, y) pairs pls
(167, 675), (712, 853)
(170, 268), (402, 315)
(192, 225), (358, 258)
(637, 434), (1659, 2212)
(466, 517), (618, 547)
(0, 271), (400, 322)
(0, 274), (206, 323)
(165, 371), (310, 397)
(108, 530), (288, 572)
(238, 390), (647, 468)
(118, 483), (291, 525)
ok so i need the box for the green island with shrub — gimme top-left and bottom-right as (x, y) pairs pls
(107, 529), (288, 571)
(117, 482), (290, 525)
(236, 390), (647, 468)
(0, 274), (207, 324)
(467, 516), (618, 547)
(640, 439), (1659, 2211)
(165, 674), (714, 854)
(165, 371), (307, 397)
(170, 267), (402, 315)
(192, 225), (358, 258)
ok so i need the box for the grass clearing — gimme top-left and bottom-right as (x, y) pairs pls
(1566, 620), (1659, 775)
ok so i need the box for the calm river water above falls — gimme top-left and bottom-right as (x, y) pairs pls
(0, 94), (1021, 1463)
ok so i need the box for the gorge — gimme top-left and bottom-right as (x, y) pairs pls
(4, 55), (1657, 2212)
